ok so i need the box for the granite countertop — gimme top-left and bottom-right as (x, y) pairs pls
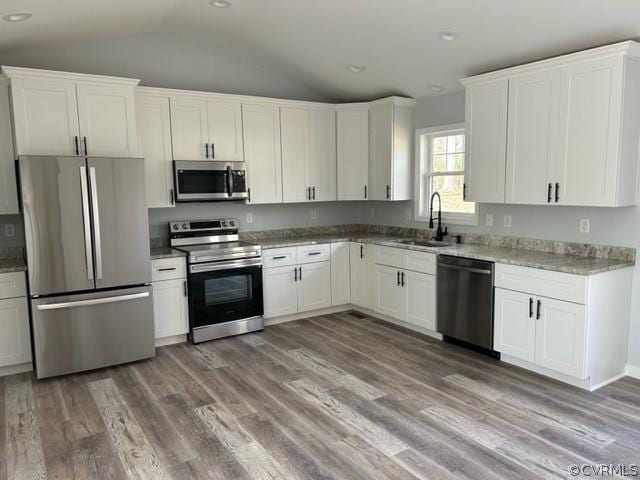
(258, 234), (634, 275)
(150, 247), (187, 260)
(0, 258), (27, 274)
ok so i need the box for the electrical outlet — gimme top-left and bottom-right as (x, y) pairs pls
(4, 224), (15, 237)
(369, 207), (375, 218)
(485, 213), (494, 227)
(246, 212), (253, 224)
(579, 218), (590, 233)
(310, 209), (318, 220)
(503, 215), (512, 228)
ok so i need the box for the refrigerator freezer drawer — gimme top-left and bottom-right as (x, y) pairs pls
(31, 286), (155, 379)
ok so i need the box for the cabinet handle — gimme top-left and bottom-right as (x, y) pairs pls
(360, 245), (364, 259)
(294, 267), (298, 282)
(307, 251), (322, 256)
(247, 187), (251, 203)
(547, 183), (552, 203)
(170, 189), (175, 206)
(529, 297), (533, 318)
(364, 185), (367, 199)
(306, 187), (310, 200)
(401, 271), (405, 287)
(536, 299), (541, 320)
(205, 143), (209, 159)
(397, 271), (401, 286)
(211, 143), (215, 159)
(555, 183), (560, 203)
(299, 267), (302, 281)
(312, 186), (316, 200)
(463, 183), (467, 200)
(272, 255), (287, 260)
(74, 136), (80, 156)
(157, 267), (177, 272)
(386, 185), (391, 199)
(183, 280), (187, 297)
(83, 137), (88, 156)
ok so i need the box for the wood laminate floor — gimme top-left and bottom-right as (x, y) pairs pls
(2, 311), (640, 480)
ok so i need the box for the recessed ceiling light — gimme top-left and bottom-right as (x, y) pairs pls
(346, 64), (366, 73)
(209, 0), (231, 7)
(438, 31), (457, 41)
(428, 84), (445, 93)
(3, 12), (32, 22)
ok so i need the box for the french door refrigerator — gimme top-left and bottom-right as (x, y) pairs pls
(19, 156), (154, 378)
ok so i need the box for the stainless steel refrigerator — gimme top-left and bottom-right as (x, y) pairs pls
(19, 156), (154, 379)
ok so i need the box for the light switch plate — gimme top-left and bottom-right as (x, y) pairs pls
(579, 218), (590, 233)
(504, 215), (512, 228)
(486, 213), (494, 226)
(311, 209), (318, 220)
(4, 224), (15, 237)
(246, 212), (253, 224)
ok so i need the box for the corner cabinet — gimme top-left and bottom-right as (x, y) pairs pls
(349, 242), (374, 310)
(337, 105), (369, 200)
(369, 98), (415, 201)
(3, 66), (140, 157)
(462, 41), (640, 207)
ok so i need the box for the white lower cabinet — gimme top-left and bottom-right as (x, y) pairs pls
(298, 262), (331, 313)
(330, 242), (350, 306)
(494, 288), (537, 363)
(263, 265), (298, 317)
(374, 265), (404, 319)
(349, 242), (373, 309)
(151, 259), (189, 340)
(0, 297), (31, 368)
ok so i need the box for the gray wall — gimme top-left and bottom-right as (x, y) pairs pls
(365, 91), (640, 370)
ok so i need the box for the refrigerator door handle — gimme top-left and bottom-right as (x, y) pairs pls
(79, 166), (94, 281)
(88, 167), (103, 280)
(36, 292), (150, 311)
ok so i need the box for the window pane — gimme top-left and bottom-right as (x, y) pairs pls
(446, 135), (457, 154)
(453, 153), (464, 171)
(432, 136), (446, 154)
(432, 154), (447, 172)
(431, 175), (475, 214)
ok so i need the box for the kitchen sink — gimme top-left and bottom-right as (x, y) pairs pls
(396, 239), (452, 248)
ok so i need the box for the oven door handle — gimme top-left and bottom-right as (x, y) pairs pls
(189, 257), (262, 273)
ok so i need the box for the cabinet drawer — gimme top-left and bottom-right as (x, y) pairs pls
(403, 250), (436, 275)
(296, 244), (330, 264)
(151, 257), (186, 282)
(375, 245), (404, 269)
(0, 272), (26, 299)
(263, 247), (296, 268)
(495, 264), (587, 304)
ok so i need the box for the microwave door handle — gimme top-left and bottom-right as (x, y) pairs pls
(226, 166), (233, 197)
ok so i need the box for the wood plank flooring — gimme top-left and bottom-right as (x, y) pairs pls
(2, 311), (640, 479)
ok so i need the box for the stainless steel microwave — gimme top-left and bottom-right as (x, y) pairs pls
(174, 161), (248, 202)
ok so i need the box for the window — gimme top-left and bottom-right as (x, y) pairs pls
(415, 124), (477, 225)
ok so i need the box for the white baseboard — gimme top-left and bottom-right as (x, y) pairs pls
(155, 334), (187, 347)
(0, 362), (33, 377)
(351, 306), (442, 340)
(626, 364), (640, 379)
(264, 305), (352, 325)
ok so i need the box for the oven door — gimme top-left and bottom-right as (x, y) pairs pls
(188, 258), (263, 329)
(174, 160), (248, 201)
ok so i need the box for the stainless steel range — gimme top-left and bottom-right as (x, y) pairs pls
(170, 218), (264, 343)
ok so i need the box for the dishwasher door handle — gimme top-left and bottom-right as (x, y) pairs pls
(438, 263), (492, 275)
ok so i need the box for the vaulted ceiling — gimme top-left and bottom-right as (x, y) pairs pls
(1, 0), (639, 102)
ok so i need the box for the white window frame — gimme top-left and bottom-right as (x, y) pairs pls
(414, 123), (478, 226)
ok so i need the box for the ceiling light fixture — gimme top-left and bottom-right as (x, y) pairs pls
(346, 64), (366, 73)
(428, 84), (445, 93)
(3, 12), (32, 22)
(209, 0), (232, 7)
(438, 31), (457, 41)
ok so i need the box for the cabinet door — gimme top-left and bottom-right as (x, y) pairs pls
(464, 79), (508, 203)
(0, 297), (31, 367)
(369, 102), (393, 200)
(136, 95), (174, 208)
(374, 264), (403, 320)
(330, 242), (350, 306)
(494, 288), (536, 362)
(536, 297), (587, 378)
(152, 279), (188, 339)
(280, 107), (309, 203)
(298, 262), (331, 313)
(308, 108), (337, 202)
(170, 96), (209, 160)
(10, 77), (80, 156)
(0, 82), (18, 214)
(350, 243), (369, 309)
(404, 270), (436, 331)
(556, 57), (624, 206)
(206, 99), (244, 162)
(76, 83), (139, 157)
(263, 266), (298, 318)
(337, 108), (369, 200)
(506, 70), (561, 204)
(242, 104), (283, 204)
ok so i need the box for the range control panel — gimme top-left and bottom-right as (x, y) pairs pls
(169, 218), (238, 233)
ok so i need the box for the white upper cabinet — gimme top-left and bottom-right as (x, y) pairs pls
(206, 99), (244, 162)
(308, 108), (336, 202)
(463, 79), (508, 203)
(0, 80), (18, 214)
(506, 70), (561, 204)
(369, 98), (414, 201)
(463, 41), (640, 207)
(169, 96), (209, 160)
(3, 67), (139, 157)
(242, 103), (282, 204)
(337, 105), (369, 200)
(280, 107), (310, 203)
(136, 92), (174, 208)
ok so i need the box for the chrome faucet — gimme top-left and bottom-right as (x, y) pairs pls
(429, 192), (448, 241)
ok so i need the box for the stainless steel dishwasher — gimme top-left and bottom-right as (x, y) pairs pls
(437, 255), (497, 355)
